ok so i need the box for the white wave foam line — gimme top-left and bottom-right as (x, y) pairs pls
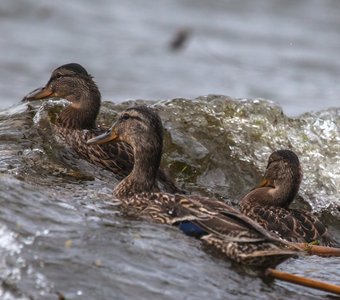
(32, 99), (69, 125)
(0, 224), (22, 255)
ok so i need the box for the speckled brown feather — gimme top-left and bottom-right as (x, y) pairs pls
(58, 127), (133, 175)
(119, 191), (298, 268)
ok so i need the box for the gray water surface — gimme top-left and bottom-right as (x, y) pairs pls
(1, 0), (340, 115)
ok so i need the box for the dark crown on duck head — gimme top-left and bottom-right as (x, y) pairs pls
(22, 63), (101, 129)
(264, 149), (302, 185)
(87, 105), (164, 163)
(87, 105), (164, 148)
(56, 63), (90, 76)
(113, 106), (164, 151)
(267, 150), (300, 169)
(46, 63), (92, 88)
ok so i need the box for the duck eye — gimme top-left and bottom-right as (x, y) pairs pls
(55, 73), (63, 79)
(121, 114), (130, 121)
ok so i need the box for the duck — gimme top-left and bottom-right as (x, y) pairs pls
(240, 150), (338, 247)
(22, 63), (181, 193)
(87, 105), (300, 268)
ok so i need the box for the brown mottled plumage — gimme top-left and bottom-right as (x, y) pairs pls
(87, 106), (300, 268)
(22, 63), (180, 193)
(240, 150), (338, 247)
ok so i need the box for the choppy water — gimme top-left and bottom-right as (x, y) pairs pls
(0, 97), (339, 299)
(1, 0), (340, 115)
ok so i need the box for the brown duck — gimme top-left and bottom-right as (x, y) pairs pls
(87, 105), (299, 268)
(240, 150), (338, 247)
(22, 63), (181, 193)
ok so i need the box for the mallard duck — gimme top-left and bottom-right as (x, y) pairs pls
(22, 63), (181, 193)
(240, 150), (338, 247)
(87, 105), (300, 268)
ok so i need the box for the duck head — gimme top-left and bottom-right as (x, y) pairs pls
(241, 150), (302, 208)
(88, 105), (163, 148)
(22, 63), (101, 129)
(87, 106), (164, 196)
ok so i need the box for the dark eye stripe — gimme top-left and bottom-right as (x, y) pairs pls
(52, 74), (73, 81)
(120, 114), (142, 122)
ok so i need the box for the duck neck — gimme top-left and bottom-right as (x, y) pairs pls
(58, 84), (101, 130)
(114, 137), (162, 198)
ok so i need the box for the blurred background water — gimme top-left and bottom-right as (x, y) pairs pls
(0, 1), (340, 300)
(0, 0), (340, 115)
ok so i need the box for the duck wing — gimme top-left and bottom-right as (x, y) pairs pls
(242, 204), (338, 246)
(290, 209), (339, 247)
(124, 193), (290, 244)
(123, 193), (298, 267)
(58, 127), (132, 174)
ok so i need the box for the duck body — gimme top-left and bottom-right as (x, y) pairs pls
(22, 63), (181, 193)
(240, 201), (336, 246)
(87, 105), (300, 268)
(240, 150), (338, 247)
(119, 191), (298, 268)
(123, 191), (300, 267)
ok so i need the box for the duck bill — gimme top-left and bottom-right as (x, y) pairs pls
(257, 178), (274, 188)
(22, 86), (55, 102)
(87, 128), (119, 145)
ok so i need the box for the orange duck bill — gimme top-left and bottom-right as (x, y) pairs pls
(256, 178), (275, 188)
(87, 126), (119, 145)
(22, 86), (55, 102)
